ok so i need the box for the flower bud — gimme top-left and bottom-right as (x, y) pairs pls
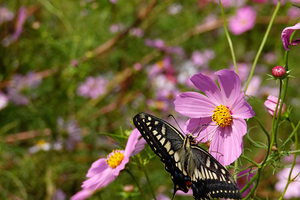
(272, 66), (286, 78)
(264, 95), (286, 118)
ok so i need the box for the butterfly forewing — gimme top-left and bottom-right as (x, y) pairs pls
(133, 112), (184, 159)
(133, 113), (241, 200)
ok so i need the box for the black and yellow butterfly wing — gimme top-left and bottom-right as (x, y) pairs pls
(133, 112), (241, 200)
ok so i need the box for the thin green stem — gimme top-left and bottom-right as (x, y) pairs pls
(240, 155), (259, 167)
(281, 121), (300, 148)
(271, 80), (283, 148)
(126, 169), (148, 200)
(37, 0), (73, 32)
(279, 122), (298, 199)
(253, 116), (271, 168)
(219, 0), (237, 72)
(143, 168), (157, 200)
(245, 1), (281, 93)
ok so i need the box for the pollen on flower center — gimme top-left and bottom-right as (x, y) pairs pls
(212, 105), (232, 128)
(106, 149), (125, 169)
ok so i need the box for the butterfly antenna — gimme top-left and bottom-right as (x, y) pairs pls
(168, 114), (185, 133)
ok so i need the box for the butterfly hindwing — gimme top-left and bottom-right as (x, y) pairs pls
(190, 145), (241, 199)
(133, 112), (241, 200)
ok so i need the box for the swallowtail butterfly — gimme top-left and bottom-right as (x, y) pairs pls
(133, 112), (241, 200)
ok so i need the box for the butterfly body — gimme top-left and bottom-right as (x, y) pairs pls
(133, 112), (241, 200)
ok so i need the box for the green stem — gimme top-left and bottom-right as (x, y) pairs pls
(280, 121), (300, 148)
(126, 169), (148, 200)
(219, 0), (237, 72)
(244, 1), (281, 93)
(271, 80), (283, 148)
(279, 123), (299, 200)
(240, 155), (259, 167)
(253, 116), (271, 167)
(143, 168), (157, 200)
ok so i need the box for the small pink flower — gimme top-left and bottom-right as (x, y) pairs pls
(77, 76), (107, 99)
(175, 69), (255, 166)
(264, 95), (286, 117)
(281, 22), (300, 50)
(129, 28), (144, 37)
(229, 6), (257, 35)
(191, 49), (215, 68)
(272, 66), (286, 78)
(275, 165), (300, 199)
(71, 129), (146, 200)
(0, 7), (14, 25)
(0, 92), (9, 110)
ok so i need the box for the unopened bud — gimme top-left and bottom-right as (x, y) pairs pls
(272, 66), (286, 78)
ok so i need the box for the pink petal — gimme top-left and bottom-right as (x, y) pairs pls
(124, 128), (141, 157)
(86, 158), (108, 177)
(190, 72), (223, 105)
(215, 69), (241, 107)
(281, 22), (300, 50)
(185, 118), (216, 143)
(174, 92), (216, 118)
(131, 134), (147, 156)
(82, 168), (116, 190)
(209, 125), (243, 166)
(230, 92), (255, 119)
(71, 189), (93, 200)
(231, 118), (247, 137)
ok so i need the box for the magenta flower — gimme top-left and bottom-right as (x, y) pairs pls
(264, 95), (286, 117)
(237, 168), (255, 197)
(71, 129), (146, 200)
(174, 69), (255, 166)
(281, 22), (300, 51)
(229, 6), (257, 35)
(77, 76), (107, 99)
(275, 165), (300, 199)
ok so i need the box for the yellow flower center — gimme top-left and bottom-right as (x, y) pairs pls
(212, 105), (232, 128)
(106, 150), (124, 169)
(37, 140), (47, 148)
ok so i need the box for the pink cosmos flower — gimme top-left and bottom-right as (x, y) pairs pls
(281, 22), (300, 51)
(229, 6), (257, 35)
(275, 165), (300, 199)
(264, 95), (286, 117)
(71, 129), (146, 200)
(174, 69), (255, 166)
(77, 76), (107, 99)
